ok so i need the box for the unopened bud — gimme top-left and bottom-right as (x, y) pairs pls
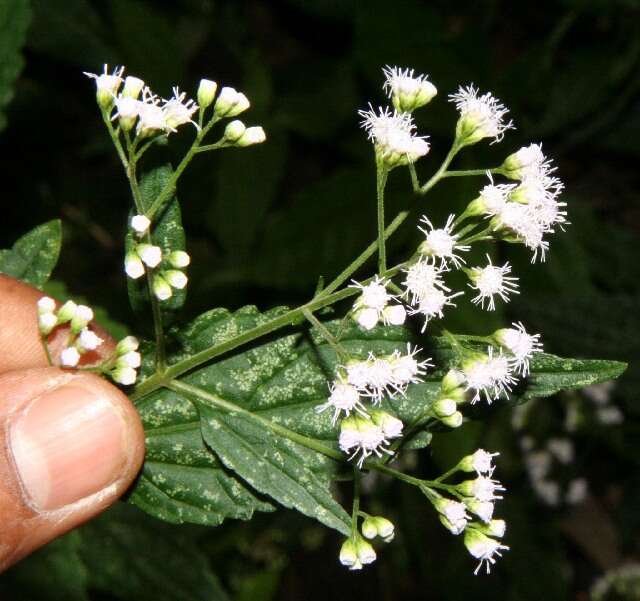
(167, 250), (190, 268)
(223, 119), (246, 142)
(441, 411), (463, 428)
(153, 274), (172, 301)
(131, 214), (150, 235)
(197, 79), (218, 109)
(37, 296), (56, 314)
(116, 336), (139, 355)
(111, 366), (137, 385)
(137, 244), (162, 268)
(214, 87), (250, 118)
(164, 269), (188, 289)
(353, 307), (379, 331)
(237, 126), (266, 146)
(60, 346), (81, 367)
(38, 312), (57, 335)
(70, 305), (93, 334)
(433, 398), (457, 418)
(125, 251), (145, 279)
(122, 76), (145, 99)
(56, 300), (78, 324)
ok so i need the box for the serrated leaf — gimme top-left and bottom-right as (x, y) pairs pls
(0, 220), (62, 287)
(131, 305), (625, 532)
(0, 0), (30, 132)
(130, 385), (273, 526)
(126, 165), (187, 313)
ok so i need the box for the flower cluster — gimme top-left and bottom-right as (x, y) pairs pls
(428, 449), (509, 574)
(317, 344), (431, 467)
(351, 276), (406, 330)
(37, 296), (140, 386)
(125, 244), (190, 301)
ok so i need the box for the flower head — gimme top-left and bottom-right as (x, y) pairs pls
(84, 64), (124, 108)
(162, 87), (199, 132)
(502, 143), (554, 181)
(434, 497), (470, 535)
(339, 414), (399, 467)
(462, 347), (517, 403)
(382, 66), (437, 112)
(316, 379), (367, 425)
(402, 258), (449, 305)
(467, 255), (519, 311)
(408, 287), (464, 332)
(460, 449), (500, 476)
(359, 105), (429, 167)
(494, 322), (542, 376)
(464, 529), (509, 575)
(449, 85), (513, 145)
(418, 214), (470, 268)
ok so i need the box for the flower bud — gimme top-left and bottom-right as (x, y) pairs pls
(355, 537), (377, 565)
(237, 126), (266, 147)
(164, 269), (188, 289)
(117, 350), (141, 369)
(70, 304), (93, 334)
(77, 328), (103, 353)
(501, 144), (544, 180)
(223, 119), (246, 142)
(60, 346), (81, 367)
(84, 65), (123, 110)
(167, 250), (190, 268)
(353, 307), (379, 331)
(339, 538), (360, 570)
(382, 304), (406, 326)
(465, 499), (494, 523)
(441, 369), (466, 394)
(122, 76), (145, 100)
(484, 519), (506, 538)
(131, 214), (150, 235)
(433, 398), (457, 418)
(111, 366), (137, 385)
(37, 296), (56, 315)
(197, 79), (218, 109)
(116, 336), (139, 355)
(214, 87), (250, 118)
(370, 409), (403, 439)
(441, 411), (463, 428)
(125, 251), (145, 279)
(153, 274), (173, 301)
(56, 300), (78, 324)
(393, 79), (437, 113)
(38, 312), (57, 335)
(361, 518), (378, 540)
(362, 516), (395, 542)
(137, 244), (162, 268)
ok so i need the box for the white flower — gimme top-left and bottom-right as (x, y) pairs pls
(71, 305), (94, 333)
(38, 312), (57, 335)
(77, 328), (103, 352)
(418, 214), (470, 268)
(464, 529), (509, 575)
(502, 143), (554, 181)
(408, 286), (463, 332)
(435, 498), (470, 535)
(466, 499), (495, 523)
(359, 105), (429, 167)
(382, 65), (437, 112)
(339, 415), (397, 468)
(583, 381), (615, 406)
(354, 307), (380, 330)
(122, 76), (145, 99)
(60, 346), (81, 367)
(137, 244), (162, 268)
(84, 64), (124, 107)
(136, 87), (165, 136)
(402, 257), (449, 306)
(370, 409), (404, 439)
(125, 251), (145, 279)
(152, 274), (173, 301)
(381, 304), (406, 326)
(197, 79), (218, 109)
(449, 85), (513, 144)
(510, 171), (567, 232)
(459, 475), (506, 502)
(494, 322), (542, 376)
(116, 335), (139, 354)
(131, 214), (150, 235)
(111, 366), (137, 386)
(532, 478), (560, 507)
(388, 344), (432, 389)
(433, 397), (457, 417)
(474, 175), (517, 217)
(462, 347), (517, 403)
(162, 87), (199, 132)
(37, 296), (56, 314)
(460, 449), (500, 475)
(484, 519), (507, 538)
(339, 539), (360, 570)
(237, 126), (267, 146)
(113, 95), (140, 122)
(566, 478), (588, 505)
(525, 450), (552, 481)
(316, 380), (366, 425)
(167, 250), (191, 268)
(353, 276), (391, 312)
(118, 350), (142, 369)
(164, 269), (188, 289)
(492, 201), (551, 263)
(467, 255), (519, 311)
(547, 438), (574, 464)
(214, 87), (250, 117)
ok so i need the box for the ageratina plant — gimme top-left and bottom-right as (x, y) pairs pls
(18, 64), (626, 577)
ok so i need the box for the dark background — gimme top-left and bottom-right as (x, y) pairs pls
(1, 1), (639, 599)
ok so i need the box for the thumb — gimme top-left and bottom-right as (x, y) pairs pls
(0, 367), (145, 570)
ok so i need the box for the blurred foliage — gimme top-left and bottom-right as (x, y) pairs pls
(0, 0), (639, 599)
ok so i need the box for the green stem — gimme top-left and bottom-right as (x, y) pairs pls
(317, 211), (409, 298)
(145, 116), (221, 221)
(460, 226), (494, 245)
(302, 308), (348, 361)
(417, 141), (462, 195)
(376, 162), (389, 274)
(351, 468), (361, 537)
(442, 168), (501, 178)
(408, 163), (420, 193)
(41, 336), (53, 366)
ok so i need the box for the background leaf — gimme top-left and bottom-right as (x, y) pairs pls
(0, 219), (62, 287)
(0, 0), (30, 132)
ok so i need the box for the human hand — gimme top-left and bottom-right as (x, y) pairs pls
(0, 275), (145, 571)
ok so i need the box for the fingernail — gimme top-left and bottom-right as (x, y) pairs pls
(9, 384), (126, 511)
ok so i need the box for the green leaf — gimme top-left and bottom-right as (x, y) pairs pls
(131, 306), (625, 532)
(126, 165), (187, 313)
(0, 0), (30, 132)
(0, 220), (62, 287)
